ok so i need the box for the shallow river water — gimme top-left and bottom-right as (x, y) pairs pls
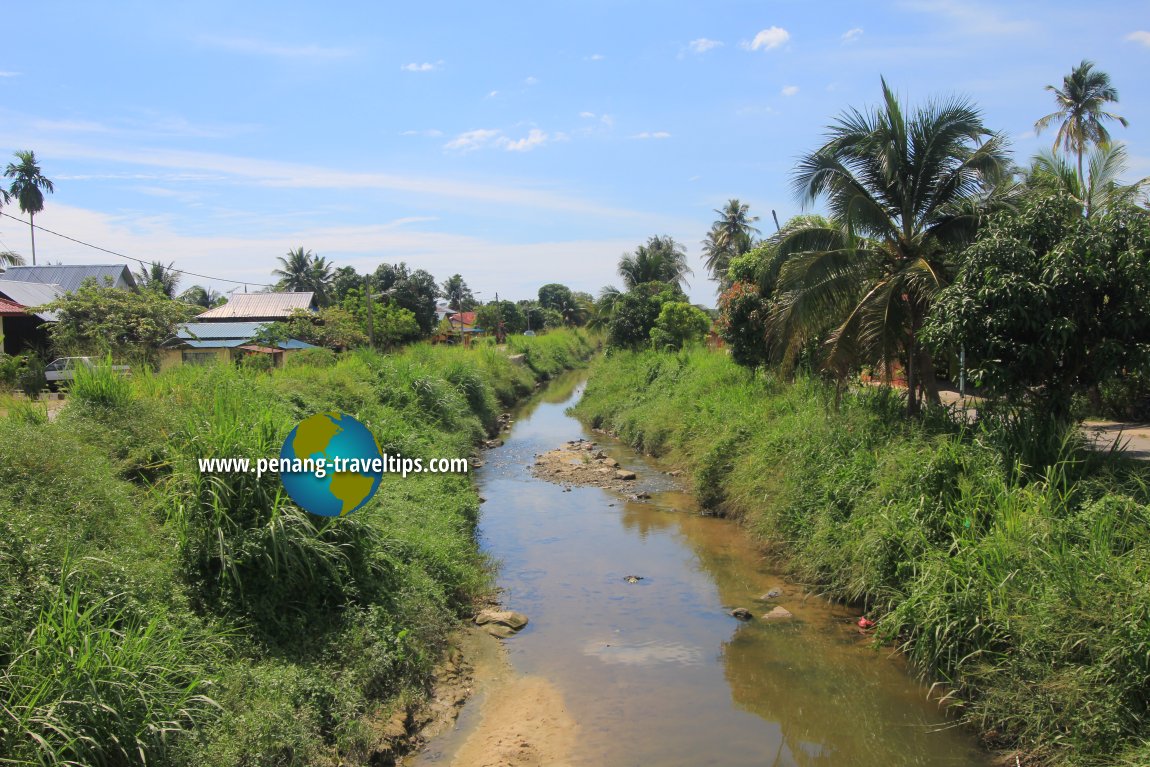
(415, 372), (990, 767)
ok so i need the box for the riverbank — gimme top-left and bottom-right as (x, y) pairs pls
(573, 348), (1150, 767)
(0, 331), (593, 765)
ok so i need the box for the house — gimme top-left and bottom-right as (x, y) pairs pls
(159, 321), (316, 371)
(0, 280), (63, 356)
(195, 292), (316, 322)
(0, 264), (137, 291)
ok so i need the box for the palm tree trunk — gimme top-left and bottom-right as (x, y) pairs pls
(918, 347), (941, 407)
(29, 212), (36, 266)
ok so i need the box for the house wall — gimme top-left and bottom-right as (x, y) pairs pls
(159, 347), (233, 372)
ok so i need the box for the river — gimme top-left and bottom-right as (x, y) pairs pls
(412, 371), (990, 767)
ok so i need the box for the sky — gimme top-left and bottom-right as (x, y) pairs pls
(0, 1), (1147, 306)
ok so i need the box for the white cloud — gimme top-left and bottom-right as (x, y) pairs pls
(841, 28), (864, 43)
(503, 129), (548, 152)
(742, 27), (789, 52)
(898, 1), (1034, 36)
(524, 76), (539, 86)
(688, 38), (723, 54)
(401, 61), (442, 72)
(781, 85), (800, 97)
(0, 71), (20, 77)
(1126, 31), (1150, 46)
(444, 129), (503, 152)
(486, 90), (500, 98)
(632, 131), (671, 140)
(401, 129), (444, 137)
(199, 36), (352, 59)
(579, 111), (596, 119)
(586, 53), (605, 61)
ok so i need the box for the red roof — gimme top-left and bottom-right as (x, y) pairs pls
(449, 311), (478, 326)
(0, 297), (27, 316)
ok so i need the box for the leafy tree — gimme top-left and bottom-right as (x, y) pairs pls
(331, 266), (363, 303)
(650, 301), (711, 351)
(618, 235), (692, 292)
(476, 300), (526, 336)
(517, 300), (545, 332)
(926, 194), (1150, 420)
(775, 78), (1010, 415)
(1034, 60), (1128, 191)
(179, 285), (225, 309)
(338, 287), (422, 348)
(374, 262), (438, 334)
(4, 150), (54, 265)
(537, 283), (573, 312)
(717, 282), (771, 369)
(606, 282), (684, 349)
(440, 274), (476, 312)
(39, 279), (196, 365)
(257, 307), (368, 351)
(703, 199), (760, 286)
(135, 261), (181, 299)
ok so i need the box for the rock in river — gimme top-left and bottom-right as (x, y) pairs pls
(762, 606), (794, 622)
(730, 608), (753, 621)
(615, 470), (637, 480)
(475, 609), (529, 638)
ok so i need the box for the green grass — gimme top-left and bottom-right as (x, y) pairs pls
(574, 347), (1150, 767)
(0, 330), (592, 765)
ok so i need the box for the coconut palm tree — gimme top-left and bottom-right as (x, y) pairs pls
(180, 285), (225, 309)
(136, 261), (181, 298)
(0, 250), (23, 269)
(774, 78), (1010, 416)
(618, 235), (692, 291)
(1034, 60), (1128, 191)
(704, 199), (760, 286)
(1029, 143), (1148, 218)
(273, 247), (317, 292)
(3, 151), (54, 266)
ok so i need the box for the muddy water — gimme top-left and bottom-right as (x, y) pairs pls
(416, 372), (990, 767)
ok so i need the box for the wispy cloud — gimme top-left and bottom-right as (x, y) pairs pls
(1126, 31), (1150, 47)
(524, 76), (539, 86)
(688, 38), (723, 54)
(841, 28), (864, 43)
(742, 27), (789, 52)
(401, 129), (444, 137)
(199, 36), (353, 59)
(586, 53), (605, 61)
(444, 128), (550, 153)
(632, 131), (671, 140)
(401, 60), (442, 72)
(898, 1), (1035, 36)
(781, 85), (800, 97)
(0, 71), (20, 78)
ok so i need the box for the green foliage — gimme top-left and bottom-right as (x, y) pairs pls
(259, 306), (368, 350)
(927, 195), (1150, 419)
(69, 357), (133, 408)
(476, 300), (526, 336)
(17, 355), (45, 397)
(716, 282), (770, 368)
(40, 280), (196, 365)
(649, 301), (710, 351)
(374, 263), (439, 334)
(576, 348), (1150, 765)
(0, 331), (592, 765)
(605, 281), (684, 350)
(537, 283), (573, 312)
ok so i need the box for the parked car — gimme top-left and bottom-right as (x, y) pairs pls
(44, 357), (130, 388)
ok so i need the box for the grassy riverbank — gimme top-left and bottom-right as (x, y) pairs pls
(574, 348), (1150, 767)
(0, 331), (592, 766)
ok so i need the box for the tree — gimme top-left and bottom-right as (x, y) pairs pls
(1028, 143), (1148, 218)
(179, 285), (225, 309)
(704, 199), (760, 286)
(476, 300), (526, 336)
(537, 283), (573, 312)
(0, 250), (23, 269)
(775, 78), (1010, 415)
(606, 282), (684, 349)
(440, 274), (475, 311)
(927, 194), (1150, 421)
(39, 279), (196, 366)
(1034, 60), (1128, 191)
(374, 263), (438, 334)
(257, 307), (368, 351)
(650, 301), (711, 351)
(618, 235), (693, 292)
(4, 151), (54, 266)
(273, 247), (316, 292)
(331, 266), (363, 303)
(136, 261), (181, 299)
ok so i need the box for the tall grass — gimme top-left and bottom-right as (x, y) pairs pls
(575, 347), (1150, 766)
(1, 331), (593, 765)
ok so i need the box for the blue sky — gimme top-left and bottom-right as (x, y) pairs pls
(0, 1), (1147, 305)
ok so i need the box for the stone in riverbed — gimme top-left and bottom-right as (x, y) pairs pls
(615, 470), (637, 480)
(762, 606), (793, 621)
(474, 609), (529, 637)
(730, 608), (753, 621)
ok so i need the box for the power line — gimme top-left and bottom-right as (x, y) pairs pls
(0, 210), (276, 288)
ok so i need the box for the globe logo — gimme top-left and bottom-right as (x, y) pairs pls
(279, 412), (384, 517)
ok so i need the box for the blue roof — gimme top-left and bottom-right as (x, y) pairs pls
(278, 339), (319, 350)
(181, 339), (247, 349)
(177, 321), (269, 340)
(0, 264), (136, 292)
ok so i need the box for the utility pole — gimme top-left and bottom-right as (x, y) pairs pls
(364, 274), (376, 348)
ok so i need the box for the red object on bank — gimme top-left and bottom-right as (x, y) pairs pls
(857, 617), (875, 629)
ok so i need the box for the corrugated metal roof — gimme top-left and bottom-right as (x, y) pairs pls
(0, 264), (137, 292)
(181, 339), (247, 349)
(278, 339), (318, 350)
(0, 280), (63, 321)
(196, 292), (315, 320)
(177, 321), (269, 340)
